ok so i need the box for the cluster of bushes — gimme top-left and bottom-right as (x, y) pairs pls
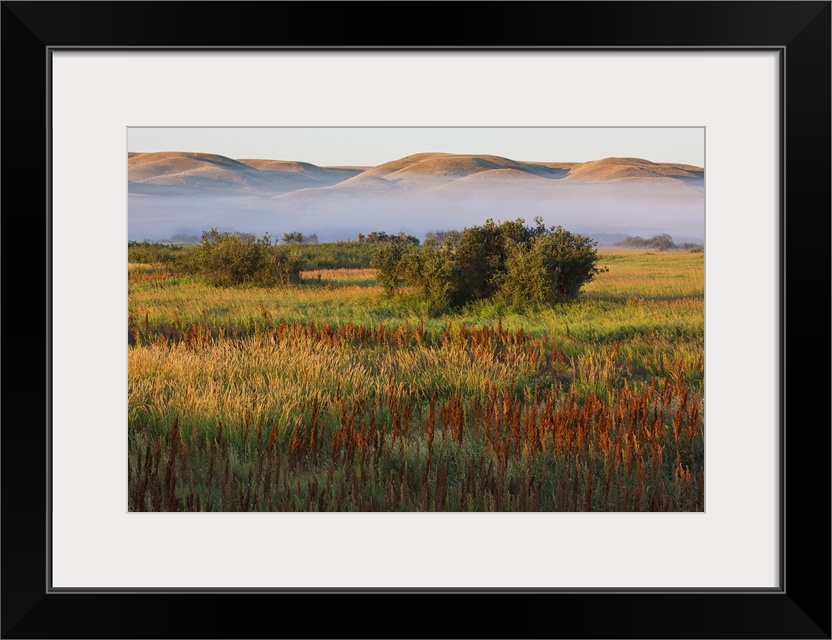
(293, 241), (375, 269)
(185, 229), (304, 286)
(614, 233), (703, 252)
(130, 234), (380, 280)
(130, 221), (608, 299)
(424, 230), (461, 245)
(615, 233), (677, 250)
(127, 241), (192, 264)
(371, 218), (607, 313)
(357, 231), (420, 246)
(282, 232), (318, 244)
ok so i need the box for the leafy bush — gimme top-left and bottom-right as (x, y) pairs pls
(192, 229), (303, 286)
(370, 232), (416, 294)
(401, 235), (455, 314)
(424, 229), (461, 247)
(445, 218), (545, 306)
(374, 218), (607, 310)
(616, 233), (677, 251)
(127, 241), (194, 265)
(502, 226), (608, 306)
(359, 231), (420, 246)
(291, 241), (376, 269)
(282, 231), (319, 244)
(282, 231), (305, 243)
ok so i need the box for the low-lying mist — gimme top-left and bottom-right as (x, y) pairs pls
(128, 174), (704, 245)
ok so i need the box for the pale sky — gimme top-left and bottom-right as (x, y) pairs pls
(127, 127), (704, 168)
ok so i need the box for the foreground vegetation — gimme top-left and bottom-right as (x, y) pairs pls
(128, 246), (704, 511)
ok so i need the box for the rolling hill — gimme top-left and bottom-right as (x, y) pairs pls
(128, 152), (363, 195)
(128, 152), (704, 243)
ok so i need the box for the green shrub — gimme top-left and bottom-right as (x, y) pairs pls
(401, 236), (455, 314)
(502, 226), (608, 305)
(616, 233), (678, 251)
(359, 231), (420, 246)
(127, 241), (193, 265)
(446, 220), (507, 304)
(370, 232), (416, 294)
(192, 229), (303, 286)
(293, 241), (376, 269)
(373, 218), (606, 310)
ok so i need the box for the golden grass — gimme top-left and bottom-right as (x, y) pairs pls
(129, 370), (704, 512)
(128, 250), (704, 511)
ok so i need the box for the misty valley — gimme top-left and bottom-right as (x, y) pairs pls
(128, 152), (704, 246)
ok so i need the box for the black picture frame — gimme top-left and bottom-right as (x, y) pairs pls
(2, 2), (829, 638)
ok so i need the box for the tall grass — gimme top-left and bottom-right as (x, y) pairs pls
(128, 250), (704, 511)
(129, 373), (703, 512)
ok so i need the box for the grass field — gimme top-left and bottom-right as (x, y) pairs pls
(128, 248), (704, 511)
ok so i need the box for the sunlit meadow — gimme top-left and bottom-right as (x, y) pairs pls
(128, 247), (704, 511)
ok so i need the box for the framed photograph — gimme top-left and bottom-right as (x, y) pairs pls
(3, 2), (829, 638)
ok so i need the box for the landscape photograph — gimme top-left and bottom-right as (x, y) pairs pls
(127, 127), (705, 512)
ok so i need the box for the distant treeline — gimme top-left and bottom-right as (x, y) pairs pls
(156, 231), (321, 245)
(615, 233), (703, 251)
(357, 231), (420, 246)
(128, 234), (377, 273)
(129, 229), (425, 271)
(128, 241), (191, 264)
(128, 228), (702, 285)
